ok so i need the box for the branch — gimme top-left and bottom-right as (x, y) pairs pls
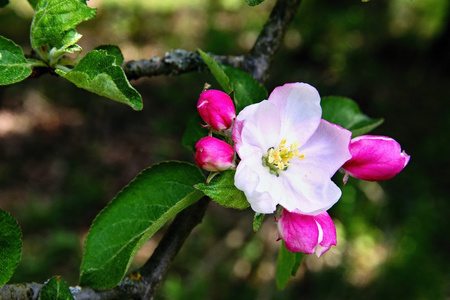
(123, 49), (245, 80)
(123, 0), (302, 84)
(245, 0), (302, 83)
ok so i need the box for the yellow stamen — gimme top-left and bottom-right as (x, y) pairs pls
(266, 139), (305, 171)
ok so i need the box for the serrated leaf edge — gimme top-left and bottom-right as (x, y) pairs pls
(79, 161), (205, 289)
(0, 209), (23, 286)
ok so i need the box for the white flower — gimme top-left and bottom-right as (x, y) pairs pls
(233, 83), (352, 214)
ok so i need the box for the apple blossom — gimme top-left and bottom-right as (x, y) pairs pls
(197, 89), (236, 132)
(277, 209), (337, 257)
(194, 136), (235, 172)
(233, 82), (352, 214)
(342, 135), (410, 182)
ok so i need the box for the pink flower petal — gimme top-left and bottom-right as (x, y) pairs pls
(278, 210), (319, 254)
(299, 119), (352, 177)
(279, 163), (342, 215)
(313, 213), (337, 257)
(278, 210), (337, 257)
(232, 102), (260, 154)
(234, 157), (278, 213)
(236, 100), (281, 160)
(268, 83), (322, 146)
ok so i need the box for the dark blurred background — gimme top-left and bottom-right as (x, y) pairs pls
(1, 0), (449, 299)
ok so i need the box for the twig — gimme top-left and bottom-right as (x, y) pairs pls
(123, 50), (245, 80)
(123, 0), (302, 84)
(245, 0), (302, 83)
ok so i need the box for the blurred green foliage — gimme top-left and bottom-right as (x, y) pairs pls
(0, 0), (449, 299)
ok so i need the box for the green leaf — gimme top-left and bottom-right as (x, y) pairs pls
(245, 0), (265, 6)
(94, 45), (124, 66)
(276, 241), (303, 290)
(0, 0), (9, 8)
(321, 96), (384, 136)
(198, 50), (231, 94)
(222, 65), (268, 113)
(0, 36), (32, 85)
(30, 0), (97, 64)
(195, 170), (250, 210)
(39, 276), (74, 300)
(80, 161), (205, 289)
(182, 114), (209, 153)
(0, 209), (22, 286)
(253, 213), (264, 233)
(56, 50), (143, 110)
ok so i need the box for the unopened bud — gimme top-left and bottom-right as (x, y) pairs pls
(342, 135), (410, 182)
(197, 89), (236, 132)
(277, 209), (337, 257)
(194, 137), (235, 172)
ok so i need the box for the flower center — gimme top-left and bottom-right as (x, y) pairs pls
(262, 139), (305, 175)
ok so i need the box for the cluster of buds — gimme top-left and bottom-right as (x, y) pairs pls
(194, 89), (236, 172)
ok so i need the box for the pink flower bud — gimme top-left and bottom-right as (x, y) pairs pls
(342, 135), (410, 182)
(197, 89), (236, 132)
(277, 209), (337, 257)
(194, 136), (235, 172)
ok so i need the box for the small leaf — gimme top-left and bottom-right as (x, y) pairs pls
(195, 170), (250, 210)
(222, 65), (268, 112)
(39, 276), (74, 300)
(0, 209), (22, 286)
(321, 96), (384, 136)
(56, 50), (143, 110)
(94, 45), (124, 66)
(182, 114), (209, 153)
(80, 161), (205, 289)
(30, 0), (97, 63)
(253, 213), (264, 233)
(276, 241), (303, 290)
(198, 49), (232, 94)
(245, 0), (265, 6)
(0, 36), (32, 85)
